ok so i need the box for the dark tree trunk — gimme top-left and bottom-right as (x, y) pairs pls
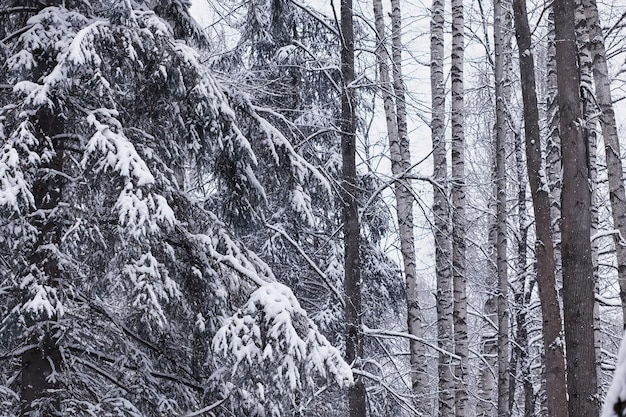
(340, 0), (366, 415)
(20, 108), (65, 417)
(553, 0), (599, 415)
(511, 1), (570, 417)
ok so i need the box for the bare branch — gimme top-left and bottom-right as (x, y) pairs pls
(363, 326), (462, 361)
(183, 395), (230, 417)
(265, 222), (345, 307)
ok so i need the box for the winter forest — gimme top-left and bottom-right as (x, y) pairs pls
(4, 0), (626, 416)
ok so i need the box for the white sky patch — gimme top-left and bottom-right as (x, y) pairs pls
(188, 0), (211, 28)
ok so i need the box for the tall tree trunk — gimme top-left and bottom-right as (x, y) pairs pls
(584, 0), (626, 329)
(494, 0), (509, 413)
(340, 0), (366, 414)
(554, 0), (599, 415)
(477, 193), (499, 417)
(430, 0), (454, 413)
(21, 108), (65, 417)
(477, 301), (498, 417)
(389, 0), (428, 406)
(545, 11), (563, 313)
(575, 0), (605, 394)
(508, 128), (531, 416)
(511, 2), (570, 417)
(450, 0), (469, 414)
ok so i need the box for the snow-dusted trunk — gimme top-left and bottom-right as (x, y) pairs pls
(575, 0), (604, 392)
(389, 0), (428, 404)
(509, 129), (534, 417)
(476, 211), (498, 417)
(545, 11), (563, 304)
(584, 0), (626, 329)
(340, 0), (366, 414)
(20, 108), (65, 416)
(430, 0), (454, 413)
(450, 0), (469, 414)
(494, 0), (509, 414)
(554, 0), (599, 415)
(511, 1), (569, 417)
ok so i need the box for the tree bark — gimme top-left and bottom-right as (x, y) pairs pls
(450, 0), (469, 414)
(494, 0), (509, 413)
(430, 0), (454, 413)
(554, 0), (599, 414)
(508, 128), (532, 416)
(584, 0), (626, 329)
(545, 11), (564, 318)
(511, 2), (570, 417)
(340, 0), (366, 414)
(389, 0), (428, 405)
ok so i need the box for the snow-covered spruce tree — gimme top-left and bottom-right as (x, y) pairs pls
(207, 1), (410, 414)
(0, 1), (352, 416)
(208, 0), (345, 305)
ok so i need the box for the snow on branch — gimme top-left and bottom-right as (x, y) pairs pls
(82, 109), (176, 237)
(124, 252), (181, 331)
(0, 121), (42, 213)
(213, 282), (353, 394)
(115, 184), (175, 237)
(251, 104), (331, 193)
(83, 109), (155, 186)
(191, 228), (273, 288)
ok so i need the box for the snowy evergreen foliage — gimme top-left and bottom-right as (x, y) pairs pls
(214, 282), (353, 416)
(0, 1), (352, 416)
(206, 1), (409, 414)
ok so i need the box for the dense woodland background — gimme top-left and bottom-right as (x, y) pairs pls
(1, 0), (626, 416)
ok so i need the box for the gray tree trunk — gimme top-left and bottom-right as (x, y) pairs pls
(584, 0), (626, 329)
(430, 0), (454, 413)
(340, 0), (366, 414)
(389, 0), (428, 404)
(450, 0), (469, 414)
(554, 0), (600, 415)
(575, 0), (604, 392)
(511, 2), (570, 417)
(494, 0), (510, 413)
(509, 128), (533, 417)
(545, 11), (563, 312)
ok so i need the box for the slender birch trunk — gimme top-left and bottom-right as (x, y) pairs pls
(430, 0), (454, 413)
(545, 11), (563, 308)
(584, 0), (626, 329)
(477, 204), (498, 417)
(450, 0), (469, 414)
(389, 0), (428, 404)
(554, 0), (599, 414)
(477, 307), (498, 417)
(494, 0), (510, 413)
(340, 0), (366, 414)
(509, 128), (532, 416)
(474, 6), (497, 415)
(373, 0), (427, 409)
